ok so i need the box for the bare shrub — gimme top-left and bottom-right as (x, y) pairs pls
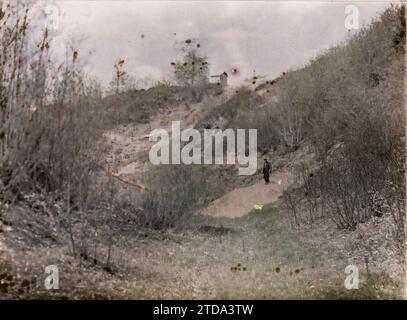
(139, 165), (210, 231)
(0, 4), (141, 270)
(277, 5), (405, 246)
(281, 187), (302, 229)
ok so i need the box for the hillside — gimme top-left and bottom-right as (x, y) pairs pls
(0, 4), (405, 299)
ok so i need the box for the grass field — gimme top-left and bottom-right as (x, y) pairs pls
(118, 207), (402, 299)
(1, 206), (402, 299)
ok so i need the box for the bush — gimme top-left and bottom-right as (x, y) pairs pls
(279, 5), (405, 242)
(139, 165), (211, 231)
(0, 4), (140, 268)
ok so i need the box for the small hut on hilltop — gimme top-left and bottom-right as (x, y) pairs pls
(210, 72), (228, 87)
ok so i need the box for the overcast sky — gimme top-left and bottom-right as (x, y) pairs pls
(47, 0), (396, 88)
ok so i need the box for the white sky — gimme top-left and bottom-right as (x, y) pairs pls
(41, 0), (397, 88)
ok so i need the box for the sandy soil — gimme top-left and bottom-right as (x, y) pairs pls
(102, 92), (230, 177)
(203, 170), (294, 218)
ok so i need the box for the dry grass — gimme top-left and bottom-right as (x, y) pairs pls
(1, 206), (402, 299)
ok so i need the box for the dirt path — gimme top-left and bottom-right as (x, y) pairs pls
(203, 169), (294, 218)
(102, 87), (296, 219)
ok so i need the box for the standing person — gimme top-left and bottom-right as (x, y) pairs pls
(263, 159), (271, 184)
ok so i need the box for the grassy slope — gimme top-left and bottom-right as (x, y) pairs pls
(1, 207), (402, 299)
(123, 207), (402, 299)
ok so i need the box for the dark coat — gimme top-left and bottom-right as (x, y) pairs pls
(263, 162), (271, 175)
